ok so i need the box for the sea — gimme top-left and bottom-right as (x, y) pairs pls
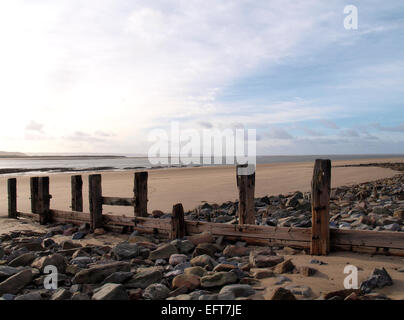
(0, 154), (403, 175)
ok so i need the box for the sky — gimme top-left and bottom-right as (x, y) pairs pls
(0, 0), (403, 155)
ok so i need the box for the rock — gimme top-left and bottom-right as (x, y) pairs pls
(8, 252), (37, 267)
(249, 252), (284, 268)
(51, 288), (72, 300)
(298, 266), (316, 277)
(31, 253), (67, 273)
(41, 238), (55, 248)
(72, 231), (87, 240)
(223, 245), (250, 257)
(213, 263), (238, 272)
(172, 274), (200, 291)
(15, 292), (42, 300)
(143, 283), (170, 300)
(72, 261), (131, 284)
(284, 285), (312, 298)
(190, 254), (217, 271)
(92, 283), (129, 300)
(200, 272), (237, 288)
(0, 247), (4, 260)
(171, 240), (195, 254)
(275, 276), (291, 285)
(219, 284), (255, 298)
(393, 209), (404, 219)
(360, 267), (393, 294)
(383, 223), (401, 231)
(273, 259), (295, 274)
(60, 240), (82, 250)
(184, 266), (207, 277)
(102, 272), (133, 284)
(71, 256), (93, 268)
(0, 266), (23, 280)
(169, 254), (188, 266)
(193, 243), (218, 257)
(251, 268), (274, 279)
(0, 269), (33, 295)
(94, 228), (106, 235)
(269, 287), (296, 300)
(309, 259), (327, 265)
(187, 232), (215, 246)
(111, 242), (140, 260)
(148, 244), (178, 261)
(323, 289), (361, 300)
(126, 268), (163, 289)
(128, 288), (143, 300)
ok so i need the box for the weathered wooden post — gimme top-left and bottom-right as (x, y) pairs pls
(89, 174), (103, 231)
(236, 164), (255, 225)
(7, 178), (17, 218)
(30, 177), (39, 213)
(171, 203), (186, 240)
(71, 175), (83, 212)
(38, 177), (51, 225)
(310, 159), (331, 255)
(134, 171), (148, 217)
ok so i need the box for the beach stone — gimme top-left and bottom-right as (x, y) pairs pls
(8, 252), (37, 267)
(393, 209), (404, 219)
(270, 287), (296, 300)
(251, 268), (274, 279)
(213, 263), (238, 272)
(92, 283), (129, 300)
(273, 259), (295, 274)
(60, 240), (81, 250)
(1, 294), (15, 300)
(190, 254), (217, 270)
(171, 240), (195, 254)
(72, 231), (87, 240)
(15, 292), (42, 300)
(284, 285), (312, 298)
(31, 253), (67, 273)
(102, 272), (134, 284)
(169, 254), (188, 266)
(360, 267), (393, 294)
(0, 269), (33, 295)
(0, 266), (23, 280)
(184, 266), (207, 277)
(174, 262), (192, 272)
(200, 272), (237, 288)
(383, 223), (401, 231)
(128, 288), (143, 300)
(41, 238), (55, 248)
(250, 253), (284, 268)
(172, 274), (200, 291)
(187, 232), (214, 246)
(111, 242), (140, 260)
(73, 261), (130, 284)
(126, 268), (163, 289)
(71, 256), (93, 268)
(323, 289), (361, 300)
(299, 266), (316, 277)
(223, 245), (250, 258)
(193, 243), (218, 257)
(143, 283), (170, 300)
(149, 244), (178, 261)
(275, 276), (291, 285)
(219, 284), (255, 298)
(51, 288), (72, 300)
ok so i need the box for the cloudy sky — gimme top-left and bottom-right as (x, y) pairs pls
(0, 0), (403, 155)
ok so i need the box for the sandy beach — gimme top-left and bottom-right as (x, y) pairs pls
(0, 157), (402, 217)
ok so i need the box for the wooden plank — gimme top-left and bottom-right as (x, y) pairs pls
(102, 196), (135, 206)
(311, 159), (331, 255)
(236, 165), (255, 225)
(134, 172), (148, 217)
(7, 178), (17, 219)
(89, 174), (103, 231)
(331, 229), (404, 250)
(38, 177), (50, 225)
(30, 177), (39, 214)
(171, 203), (186, 240)
(71, 175), (83, 212)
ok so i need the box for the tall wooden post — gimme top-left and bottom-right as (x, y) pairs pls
(134, 172), (148, 217)
(310, 159), (331, 255)
(71, 175), (83, 212)
(30, 177), (39, 213)
(236, 165), (255, 225)
(89, 174), (103, 231)
(171, 203), (186, 240)
(38, 177), (50, 225)
(7, 178), (17, 219)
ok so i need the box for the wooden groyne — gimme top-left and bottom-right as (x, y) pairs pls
(5, 160), (404, 256)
